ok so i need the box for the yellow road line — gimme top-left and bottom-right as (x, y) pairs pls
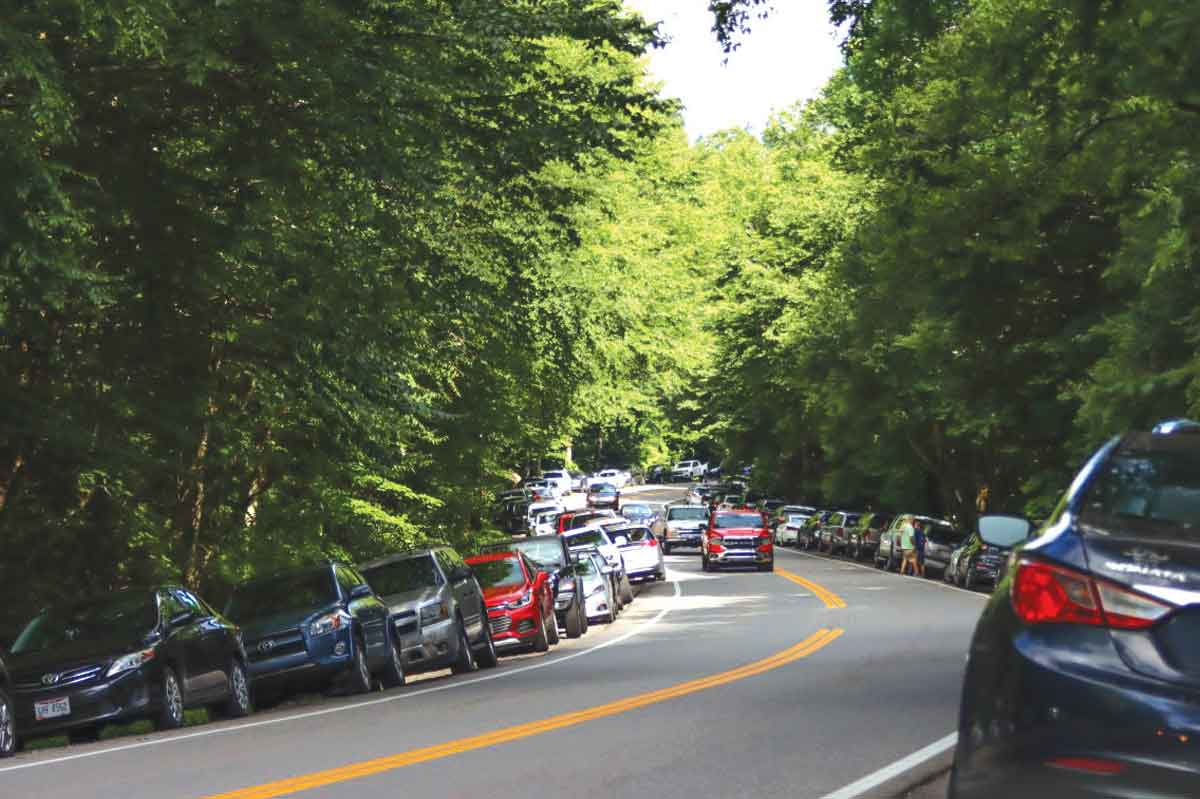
(776, 567), (848, 608)
(200, 628), (845, 799)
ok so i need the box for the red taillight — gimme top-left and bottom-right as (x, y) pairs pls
(644, 537), (657, 547)
(1045, 756), (1126, 775)
(1012, 559), (1171, 630)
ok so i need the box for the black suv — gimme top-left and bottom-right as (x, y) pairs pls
(481, 535), (589, 638)
(225, 563), (403, 701)
(0, 653), (13, 757)
(8, 587), (250, 746)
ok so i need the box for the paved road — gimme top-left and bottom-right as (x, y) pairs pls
(0, 486), (983, 799)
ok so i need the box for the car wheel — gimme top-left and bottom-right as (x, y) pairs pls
(546, 609), (560, 645)
(579, 601), (589, 634)
(850, 543), (861, 560)
(216, 658), (252, 718)
(382, 639), (407, 687)
(156, 666), (185, 730)
(532, 610), (550, 653)
(451, 621), (478, 674)
(565, 602), (585, 639)
(655, 569), (666, 582)
(662, 543), (672, 555)
(964, 568), (977, 592)
(619, 575), (634, 605)
(886, 552), (897, 572)
(345, 635), (373, 695)
(475, 622), (499, 669)
(0, 690), (15, 758)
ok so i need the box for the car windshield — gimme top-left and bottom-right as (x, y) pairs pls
(470, 558), (527, 589)
(511, 538), (567, 567)
(566, 530), (608, 548)
(573, 557), (598, 576)
(613, 527), (652, 543)
(13, 592), (158, 654)
(622, 504), (651, 517)
(788, 514), (810, 524)
(1079, 443), (1200, 537)
(361, 556), (440, 596)
(714, 513), (762, 529)
(226, 570), (338, 621)
(669, 508), (707, 521)
(590, 485), (616, 496)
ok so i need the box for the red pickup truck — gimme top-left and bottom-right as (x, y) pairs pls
(701, 510), (773, 572)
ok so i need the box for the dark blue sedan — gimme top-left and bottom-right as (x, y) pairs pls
(950, 419), (1200, 797)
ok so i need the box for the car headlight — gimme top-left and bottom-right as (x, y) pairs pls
(559, 578), (576, 593)
(107, 648), (156, 678)
(420, 601), (451, 625)
(506, 592), (533, 610)
(309, 611), (344, 637)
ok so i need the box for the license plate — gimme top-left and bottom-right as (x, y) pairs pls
(35, 696), (70, 721)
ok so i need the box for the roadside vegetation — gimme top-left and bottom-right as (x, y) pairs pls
(3, 0), (1197, 638)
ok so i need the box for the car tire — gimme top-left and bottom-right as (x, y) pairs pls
(655, 569), (666, 582)
(532, 611), (550, 653)
(964, 568), (977, 592)
(345, 635), (373, 695)
(216, 658), (252, 718)
(450, 621), (478, 675)
(850, 543), (861, 560)
(565, 603), (585, 639)
(156, 666), (185, 731)
(886, 552), (897, 572)
(0, 689), (15, 758)
(619, 575), (634, 605)
(662, 543), (672, 555)
(758, 562), (774, 573)
(382, 639), (407, 687)
(475, 622), (499, 669)
(546, 609), (560, 645)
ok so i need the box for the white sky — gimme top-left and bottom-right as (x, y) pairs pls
(625, 1), (844, 139)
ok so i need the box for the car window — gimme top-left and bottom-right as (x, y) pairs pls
(511, 537), (568, 567)
(362, 555), (441, 595)
(613, 527), (653, 543)
(469, 557), (527, 589)
(565, 530), (610, 548)
(13, 592), (160, 654)
(226, 570), (339, 621)
(1079, 443), (1200, 537)
(173, 589), (205, 615)
(160, 590), (188, 621)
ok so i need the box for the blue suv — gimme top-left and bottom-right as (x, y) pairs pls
(225, 562), (404, 700)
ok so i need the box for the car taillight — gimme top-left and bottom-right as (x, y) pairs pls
(1011, 559), (1172, 630)
(644, 537), (658, 547)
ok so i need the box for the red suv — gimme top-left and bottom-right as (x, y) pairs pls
(465, 551), (559, 654)
(701, 510), (773, 572)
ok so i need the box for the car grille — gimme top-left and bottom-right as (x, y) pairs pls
(14, 663), (104, 692)
(517, 620), (536, 633)
(248, 631), (306, 662)
(723, 537), (758, 550)
(392, 610), (418, 637)
(490, 616), (512, 634)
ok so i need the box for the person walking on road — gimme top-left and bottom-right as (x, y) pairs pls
(899, 515), (919, 576)
(912, 517), (927, 578)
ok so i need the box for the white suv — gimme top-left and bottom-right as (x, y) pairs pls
(541, 470), (573, 495)
(671, 460), (706, 481)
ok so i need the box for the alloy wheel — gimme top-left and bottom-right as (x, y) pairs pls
(231, 663), (250, 713)
(0, 695), (14, 756)
(164, 671), (183, 725)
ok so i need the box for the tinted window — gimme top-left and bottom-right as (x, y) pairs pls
(362, 556), (441, 595)
(925, 523), (965, 545)
(511, 538), (568, 567)
(470, 557), (527, 589)
(13, 593), (158, 654)
(668, 507), (707, 521)
(1080, 445), (1200, 535)
(565, 530), (609, 548)
(714, 513), (763, 529)
(226, 570), (339, 622)
(613, 527), (653, 543)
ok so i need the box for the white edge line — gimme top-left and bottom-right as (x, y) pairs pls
(818, 732), (958, 799)
(778, 548), (990, 599)
(0, 579), (683, 775)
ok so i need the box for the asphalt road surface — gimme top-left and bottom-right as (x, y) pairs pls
(0, 486), (985, 799)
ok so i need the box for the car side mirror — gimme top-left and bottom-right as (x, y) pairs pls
(978, 515), (1032, 546)
(349, 584), (373, 600)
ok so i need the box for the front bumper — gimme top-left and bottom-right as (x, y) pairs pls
(708, 544), (773, 566)
(487, 603), (542, 649)
(397, 617), (456, 669)
(245, 626), (355, 683)
(13, 666), (158, 737)
(665, 529), (704, 548)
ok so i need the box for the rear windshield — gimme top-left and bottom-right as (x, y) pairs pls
(714, 513), (763, 529)
(612, 528), (653, 543)
(1080, 443), (1200, 536)
(511, 538), (567, 567)
(622, 504), (652, 516)
(668, 507), (707, 521)
(565, 530), (608, 548)
(361, 556), (440, 595)
(226, 570), (339, 621)
(590, 485), (616, 495)
(470, 558), (527, 589)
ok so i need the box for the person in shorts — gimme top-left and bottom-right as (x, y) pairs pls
(912, 517), (927, 577)
(900, 515), (919, 576)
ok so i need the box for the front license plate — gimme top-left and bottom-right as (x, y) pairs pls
(35, 696), (70, 721)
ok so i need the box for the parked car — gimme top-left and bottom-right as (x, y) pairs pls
(525, 500), (565, 535)
(521, 478), (560, 501)
(919, 518), (966, 577)
(465, 552), (558, 654)
(359, 548), (497, 676)
(569, 471), (588, 492)
(948, 524), (1026, 590)
(798, 511), (831, 550)
(661, 504), (708, 553)
(8, 587), (251, 746)
(225, 563), (403, 700)
(645, 465), (669, 483)
(586, 482), (621, 511)
(949, 419), (1200, 799)
(774, 510), (814, 547)
(562, 525), (635, 605)
(847, 512), (895, 561)
(718, 494), (746, 510)
(772, 504), (817, 530)
(540, 470), (573, 496)
(557, 508), (616, 534)
(619, 501), (656, 527)
(573, 551), (619, 624)
(875, 515), (919, 570)
(0, 654), (12, 757)
(494, 487), (533, 533)
(944, 543), (968, 585)
(609, 525), (666, 582)
(760, 498), (786, 515)
(481, 535), (589, 638)
(671, 459), (707, 481)
(686, 485), (714, 505)
(818, 511), (863, 555)
(701, 510), (773, 572)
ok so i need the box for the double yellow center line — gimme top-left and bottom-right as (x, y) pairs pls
(201, 627), (844, 799)
(776, 567), (848, 608)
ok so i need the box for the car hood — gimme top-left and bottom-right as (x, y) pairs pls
(8, 634), (152, 676)
(382, 586), (442, 613)
(482, 585), (529, 606)
(238, 604), (339, 642)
